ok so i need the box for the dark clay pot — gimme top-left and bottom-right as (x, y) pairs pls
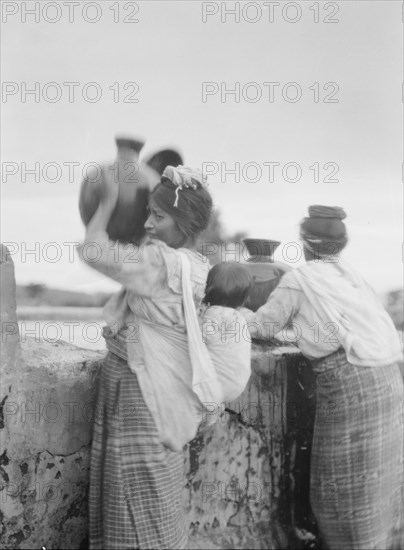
(79, 139), (183, 244)
(143, 149), (183, 177)
(243, 239), (291, 312)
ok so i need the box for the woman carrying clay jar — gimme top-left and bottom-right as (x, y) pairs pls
(78, 165), (220, 550)
(247, 205), (403, 550)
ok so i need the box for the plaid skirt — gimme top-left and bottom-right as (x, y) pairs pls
(310, 349), (404, 550)
(89, 341), (188, 549)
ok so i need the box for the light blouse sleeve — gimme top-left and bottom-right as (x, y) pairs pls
(77, 230), (180, 296)
(250, 272), (303, 340)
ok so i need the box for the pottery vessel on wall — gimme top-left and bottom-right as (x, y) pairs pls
(242, 238), (291, 311)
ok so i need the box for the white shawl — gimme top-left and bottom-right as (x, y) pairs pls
(293, 260), (402, 367)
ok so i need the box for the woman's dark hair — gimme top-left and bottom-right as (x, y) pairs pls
(150, 179), (213, 241)
(203, 262), (253, 309)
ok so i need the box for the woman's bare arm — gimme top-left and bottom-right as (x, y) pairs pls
(77, 168), (161, 293)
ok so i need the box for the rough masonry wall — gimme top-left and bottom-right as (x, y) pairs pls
(1, 339), (318, 550)
(184, 346), (318, 550)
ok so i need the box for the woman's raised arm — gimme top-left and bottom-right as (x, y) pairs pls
(77, 168), (162, 294)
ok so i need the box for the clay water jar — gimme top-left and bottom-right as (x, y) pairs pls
(242, 238), (291, 311)
(79, 138), (183, 244)
(143, 149), (183, 176)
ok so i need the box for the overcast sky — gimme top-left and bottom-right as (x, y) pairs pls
(1, 1), (402, 294)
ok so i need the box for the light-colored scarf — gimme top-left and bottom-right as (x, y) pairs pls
(293, 260), (402, 367)
(178, 251), (223, 409)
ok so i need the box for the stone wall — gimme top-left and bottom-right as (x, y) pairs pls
(184, 345), (318, 550)
(0, 337), (104, 550)
(1, 342), (318, 550)
(1, 245), (319, 549)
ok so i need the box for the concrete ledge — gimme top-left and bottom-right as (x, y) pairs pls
(1, 339), (103, 550)
(1, 337), (318, 549)
(185, 342), (317, 549)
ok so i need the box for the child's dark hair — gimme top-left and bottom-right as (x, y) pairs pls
(203, 262), (253, 309)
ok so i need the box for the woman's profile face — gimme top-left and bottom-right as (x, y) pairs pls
(144, 198), (185, 248)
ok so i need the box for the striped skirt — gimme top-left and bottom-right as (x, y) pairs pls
(89, 343), (188, 549)
(310, 349), (404, 550)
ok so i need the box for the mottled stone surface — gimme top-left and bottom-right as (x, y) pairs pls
(1, 245), (23, 443)
(0, 248), (105, 549)
(1, 338), (319, 550)
(0, 338), (103, 549)
(184, 344), (319, 550)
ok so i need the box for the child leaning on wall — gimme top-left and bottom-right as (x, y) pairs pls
(198, 262), (253, 403)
